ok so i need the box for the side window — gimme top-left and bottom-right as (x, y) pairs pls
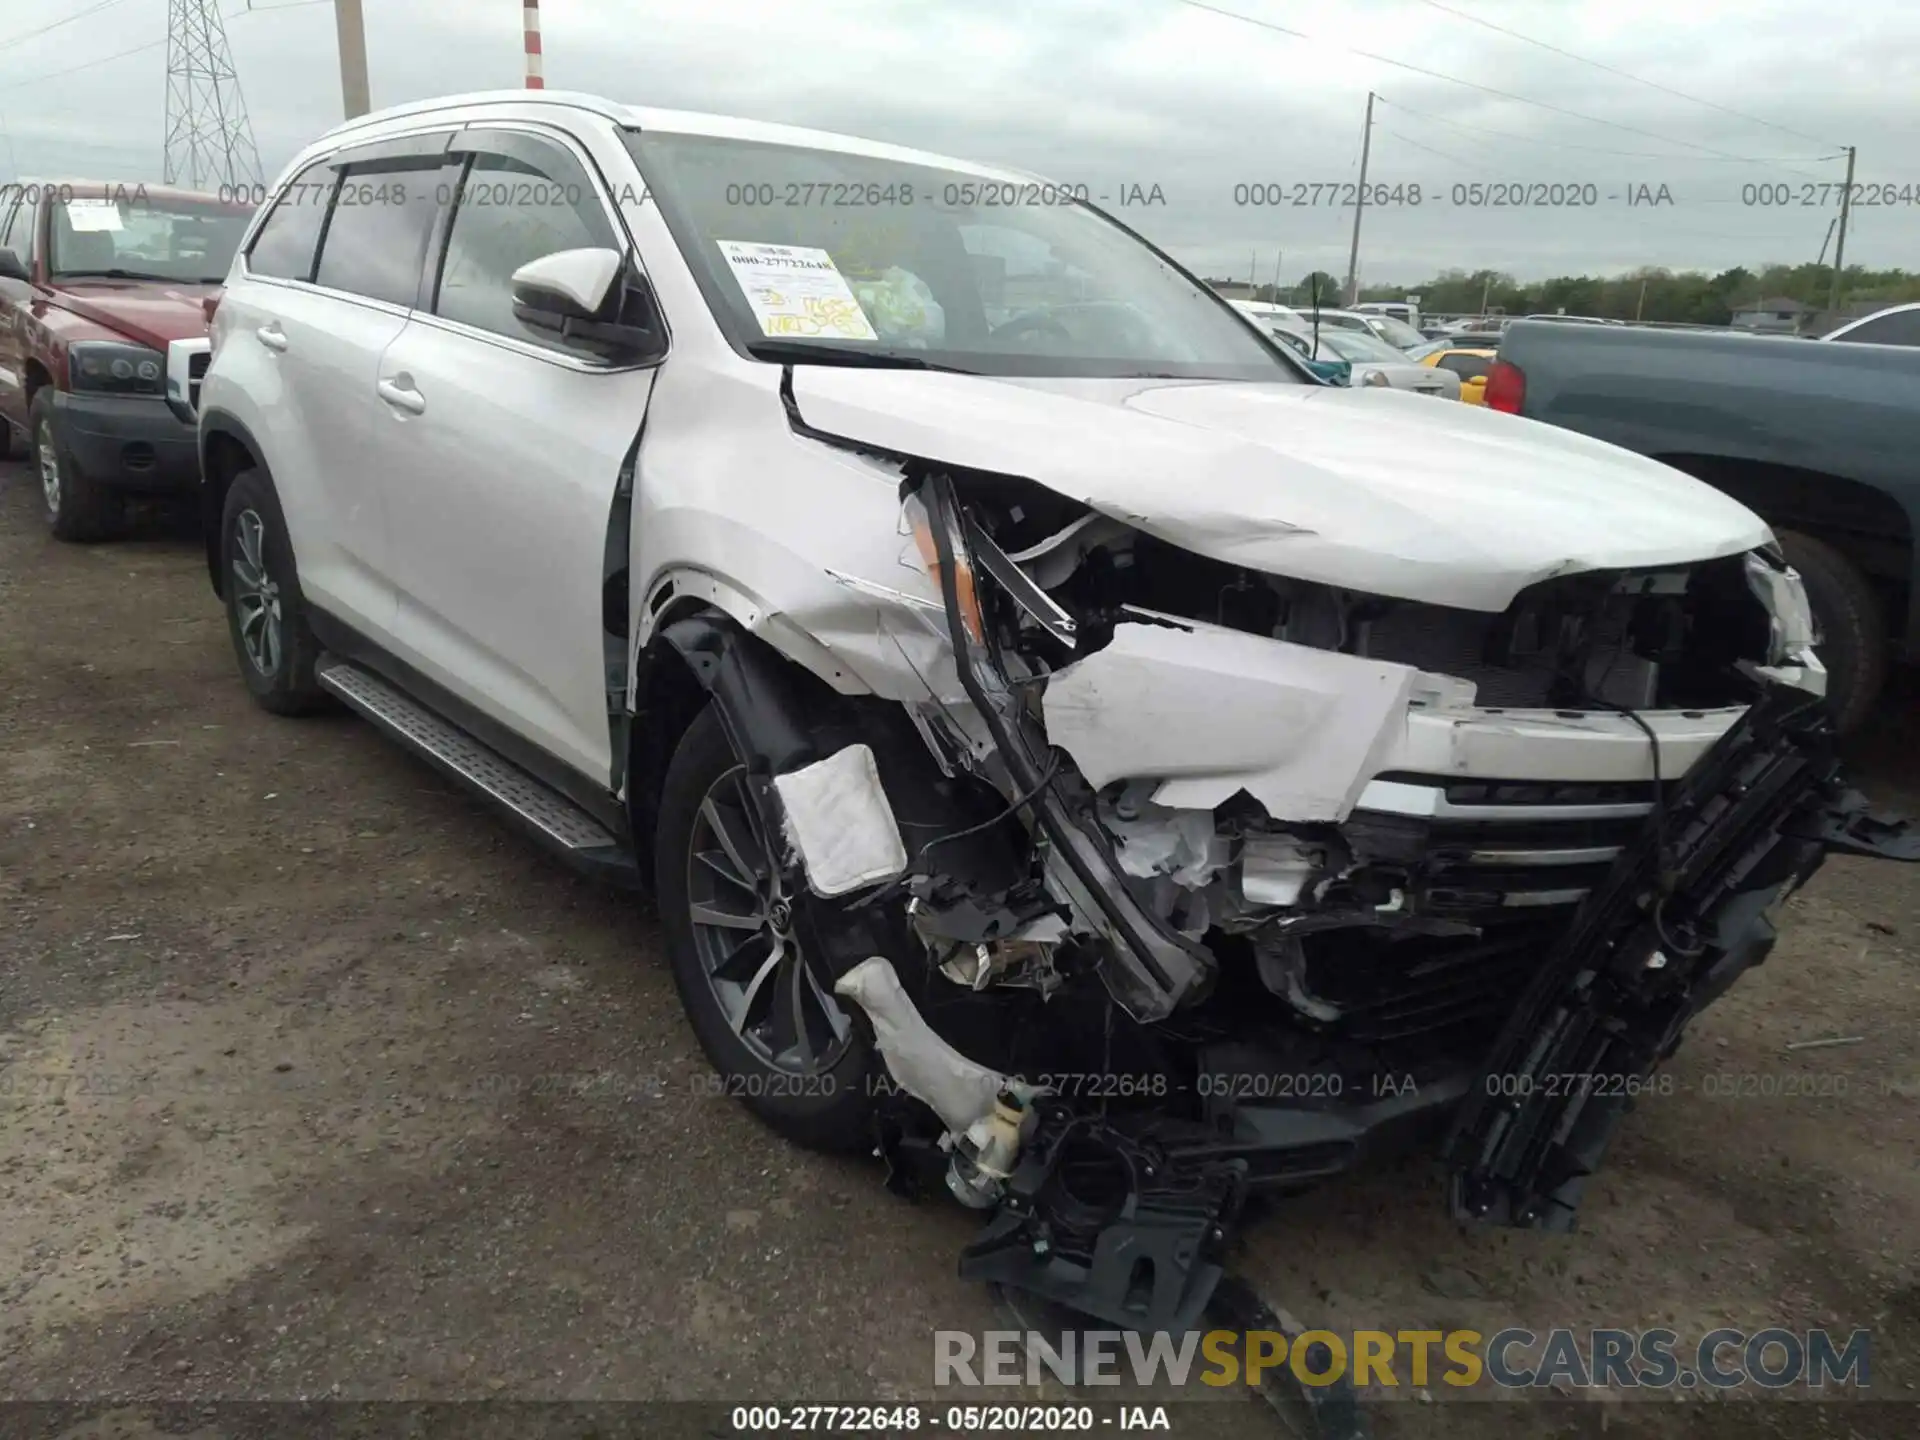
(2, 188), (37, 266)
(312, 160), (445, 307)
(1836, 311), (1920, 347)
(248, 161), (338, 282)
(1439, 353), (1490, 381)
(432, 133), (618, 355)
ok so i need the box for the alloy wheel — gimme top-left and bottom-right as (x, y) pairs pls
(230, 509), (283, 676)
(685, 764), (853, 1074)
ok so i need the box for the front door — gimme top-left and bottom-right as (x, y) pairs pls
(375, 125), (658, 787)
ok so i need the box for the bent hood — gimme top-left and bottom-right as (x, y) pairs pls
(788, 369), (1770, 611)
(53, 281), (215, 353)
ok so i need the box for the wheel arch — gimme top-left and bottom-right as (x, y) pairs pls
(197, 409), (268, 599)
(1653, 452), (1912, 640)
(626, 599), (847, 879)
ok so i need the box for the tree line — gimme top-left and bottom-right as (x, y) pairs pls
(1214, 263), (1920, 324)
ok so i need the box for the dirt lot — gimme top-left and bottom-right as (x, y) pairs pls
(0, 462), (1915, 1439)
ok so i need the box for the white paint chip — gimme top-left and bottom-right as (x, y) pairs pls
(772, 744), (908, 897)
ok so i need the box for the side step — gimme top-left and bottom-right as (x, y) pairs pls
(316, 656), (641, 886)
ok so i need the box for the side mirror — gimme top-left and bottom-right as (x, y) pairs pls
(0, 247), (28, 283)
(510, 247), (666, 362)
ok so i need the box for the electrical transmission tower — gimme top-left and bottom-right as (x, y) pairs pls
(163, 0), (264, 190)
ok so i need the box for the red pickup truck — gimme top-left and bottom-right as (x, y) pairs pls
(0, 181), (253, 540)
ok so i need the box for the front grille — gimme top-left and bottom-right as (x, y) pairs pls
(1289, 772), (1669, 1053)
(187, 350), (209, 412)
(1300, 916), (1561, 1052)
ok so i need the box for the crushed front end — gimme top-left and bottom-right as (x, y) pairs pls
(772, 466), (1917, 1332)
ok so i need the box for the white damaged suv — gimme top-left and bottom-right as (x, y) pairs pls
(198, 91), (1913, 1332)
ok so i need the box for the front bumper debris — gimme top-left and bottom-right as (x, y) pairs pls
(1446, 684), (1920, 1229)
(957, 1100), (1249, 1334)
(884, 469), (1920, 1339)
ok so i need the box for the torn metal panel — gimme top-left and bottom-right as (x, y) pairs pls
(1041, 620), (1417, 823)
(772, 744), (909, 897)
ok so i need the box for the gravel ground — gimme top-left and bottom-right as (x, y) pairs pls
(0, 462), (1914, 1439)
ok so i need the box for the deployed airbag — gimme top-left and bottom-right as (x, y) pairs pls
(773, 743), (909, 896)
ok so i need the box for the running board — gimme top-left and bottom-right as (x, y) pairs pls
(316, 656), (641, 887)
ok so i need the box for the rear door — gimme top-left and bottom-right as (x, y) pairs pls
(217, 137), (452, 638)
(374, 123), (660, 786)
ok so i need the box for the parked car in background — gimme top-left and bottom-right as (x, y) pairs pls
(1303, 306), (1428, 351)
(1229, 298), (1305, 333)
(1305, 327), (1459, 397)
(1354, 299), (1420, 332)
(1823, 302), (1920, 346)
(1489, 318), (1920, 730)
(0, 180), (249, 539)
(191, 90), (1912, 1334)
(1262, 327), (1351, 384)
(1229, 300), (1349, 383)
(1421, 346), (1496, 403)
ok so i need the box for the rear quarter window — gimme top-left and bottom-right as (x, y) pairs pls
(248, 162), (338, 282)
(1438, 352), (1491, 381)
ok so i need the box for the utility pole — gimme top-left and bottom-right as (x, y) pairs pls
(164, 0), (264, 189)
(1816, 215), (1837, 267)
(1635, 277), (1648, 322)
(1344, 91), (1374, 307)
(334, 0), (370, 118)
(1828, 145), (1856, 313)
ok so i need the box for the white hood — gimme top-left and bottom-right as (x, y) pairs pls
(788, 370), (1771, 611)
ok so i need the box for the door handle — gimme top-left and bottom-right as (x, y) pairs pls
(376, 376), (425, 416)
(256, 324), (288, 352)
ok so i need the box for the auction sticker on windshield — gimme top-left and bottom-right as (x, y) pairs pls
(718, 240), (879, 341)
(65, 198), (124, 232)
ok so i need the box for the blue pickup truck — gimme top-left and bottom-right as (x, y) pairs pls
(1486, 319), (1920, 732)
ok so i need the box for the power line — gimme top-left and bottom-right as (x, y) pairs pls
(1, 36), (169, 91)
(1371, 128), (1828, 243)
(1377, 127), (1478, 170)
(1377, 96), (1845, 164)
(1409, 0), (1841, 151)
(1172, 0), (1839, 167)
(0, 2), (309, 93)
(0, 0), (137, 53)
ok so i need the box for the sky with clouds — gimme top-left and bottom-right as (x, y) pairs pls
(2, 0), (1913, 284)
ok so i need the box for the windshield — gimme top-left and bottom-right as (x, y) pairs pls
(1319, 330), (1407, 364)
(1364, 314), (1427, 349)
(48, 191), (252, 283)
(625, 131), (1301, 381)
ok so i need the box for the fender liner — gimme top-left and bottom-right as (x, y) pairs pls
(658, 609), (822, 777)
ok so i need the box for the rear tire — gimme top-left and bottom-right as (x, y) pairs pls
(656, 705), (874, 1152)
(1777, 530), (1885, 736)
(220, 468), (329, 716)
(34, 390), (124, 542)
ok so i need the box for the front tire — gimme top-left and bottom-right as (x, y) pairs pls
(1777, 530), (1885, 736)
(34, 389), (124, 542)
(220, 468), (328, 716)
(656, 705), (874, 1152)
